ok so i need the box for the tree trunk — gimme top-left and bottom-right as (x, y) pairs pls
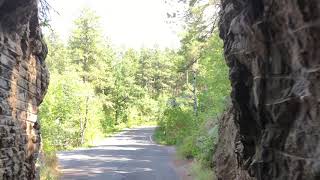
(80, 96), (89, 145)
(115, 108), (119, 125)
(192, 69), (198, 116)
(216, 0), (320, 180)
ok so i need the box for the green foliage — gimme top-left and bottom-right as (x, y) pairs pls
(40, 7), (187, 153)
(40, 8), (107, 152)
(40, 73), (82, 150)
(158, 107), (195, 145)
(155, 32), (230, 162)
(178, 134), (199, 158)
(195, 120), (219, 167)
(155, 1), (230, 177)
(68, 7), (104, 79)
(40, 3), (230, 179)
(45, 32), (69, 73)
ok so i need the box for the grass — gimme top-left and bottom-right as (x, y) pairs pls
(153, 127), (170, 145)
(191, 160), (216, 180)
(152, 108), (219, 180)
(39, 151), (59, 180)
(153, 127), (217, 180)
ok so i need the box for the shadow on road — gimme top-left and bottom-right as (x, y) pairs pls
(58, 127), (178, 180)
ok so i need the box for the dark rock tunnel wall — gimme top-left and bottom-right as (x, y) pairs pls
(0, 0), (48, 179)
(215, 0), (320, 180)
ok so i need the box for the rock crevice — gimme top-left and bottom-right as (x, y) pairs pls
(216, 0), (320, 179)
(0, 0), (48, 179)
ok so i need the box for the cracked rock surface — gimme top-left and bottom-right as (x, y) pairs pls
(0, 0), (48, 179)
(215, 0), (320, 180)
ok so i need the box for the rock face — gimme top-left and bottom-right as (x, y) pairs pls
(216, 0), (320, 180)
(0, 0), (48, 179)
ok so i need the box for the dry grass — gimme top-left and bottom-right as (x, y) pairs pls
(39, 151), (60, 180)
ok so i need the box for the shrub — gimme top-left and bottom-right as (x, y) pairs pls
(178, 134), (199, 159)
(196, 124), (219, 167)
(157, 107), (194, 145)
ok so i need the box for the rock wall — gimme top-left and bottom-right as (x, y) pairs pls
(0, 0), (48, 179)
(216, 0), (320, 180)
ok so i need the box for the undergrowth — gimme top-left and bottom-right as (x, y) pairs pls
(154, 105), (226, 180)
(191, 160), (216, 180)
(39, 151), (59, 180)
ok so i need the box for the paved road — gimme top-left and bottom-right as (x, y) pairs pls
(57, 127), (180, 180)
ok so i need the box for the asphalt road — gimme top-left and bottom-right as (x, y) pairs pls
(57, 127), (180, 180)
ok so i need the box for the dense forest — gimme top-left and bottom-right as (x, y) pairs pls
(0, 0), (318, 179)
(39, 1), (230, 179)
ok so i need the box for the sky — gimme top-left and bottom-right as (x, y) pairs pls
(47, 0), (182, 49)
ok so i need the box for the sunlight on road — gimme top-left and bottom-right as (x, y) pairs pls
(58, 127), (178, 180)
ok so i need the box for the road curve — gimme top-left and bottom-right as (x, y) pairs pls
(57, 127), (180, 180)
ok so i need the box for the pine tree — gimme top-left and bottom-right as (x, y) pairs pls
(68, 8), (105, 144)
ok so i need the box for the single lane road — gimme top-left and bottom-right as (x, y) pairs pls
(57, 127), (180, 180)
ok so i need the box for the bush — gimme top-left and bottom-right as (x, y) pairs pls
(155, 105), (221, 165)
(158, 107), (195, 145)
(178, 134), (199, 159)
(176, 117), (219, 165)
(195, 123), (219, 167)
(39, 72), (105, 150)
